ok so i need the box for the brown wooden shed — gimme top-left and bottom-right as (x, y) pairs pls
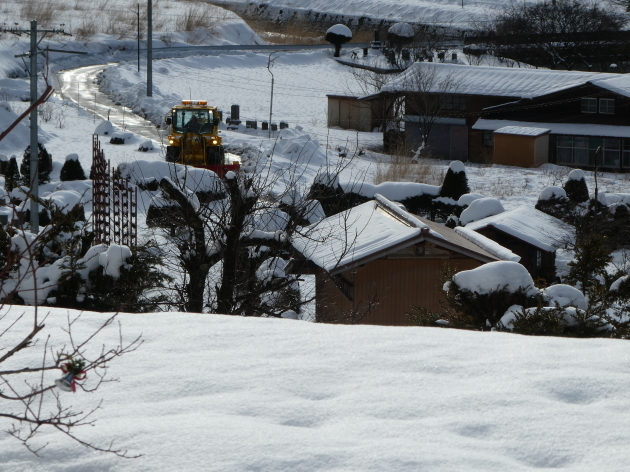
(289, 195), (502, 325)
(326, 95), (380, 133)
(493, 126), (550, 167)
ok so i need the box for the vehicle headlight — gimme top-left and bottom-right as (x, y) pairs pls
(169, 139), (174, 144)
(212, 140), (218, 145)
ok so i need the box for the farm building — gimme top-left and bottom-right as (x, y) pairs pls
(289, 194), (509, 325)
(365, 62), (630, 169)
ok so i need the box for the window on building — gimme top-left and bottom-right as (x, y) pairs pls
(623, 140), (630, 168)
(536, 250), (542, 268)
(557, 135), (575, 164)
(602, 138), (620, 167)
(439, 96), (467, 111)
(600, 98), (615, 114)
(482, 131), (493, 147)
(557, 135), (595, 166)
(581, 98), (597, 113)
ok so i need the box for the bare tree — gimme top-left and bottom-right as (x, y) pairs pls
(484, 0), (627, 71)
(400, 63), (462, 155)
(144, 142), (362, 316)
(0, 212), (142, 456)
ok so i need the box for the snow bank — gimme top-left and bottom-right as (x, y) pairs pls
(451, 261), (538, 296)
(459, 197), (505, 225)
(176, 167), (223, 194)
(5, 306), (630, 471)
(342, 181), (440, 200)
(454, 227), (520, 262)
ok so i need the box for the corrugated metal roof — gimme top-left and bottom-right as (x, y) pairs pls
(381, 62), (622, 100)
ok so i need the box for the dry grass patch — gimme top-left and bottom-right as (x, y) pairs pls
(20, 0), (67, 26)
(373, 154), (446, 186)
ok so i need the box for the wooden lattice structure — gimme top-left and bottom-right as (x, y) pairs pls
(91, 134), (137, 248)
(92, 135), (110, 245)
(112, 167), (138, 247)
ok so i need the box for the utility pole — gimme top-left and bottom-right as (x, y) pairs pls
(29, 20), (38, 232)
(3, 21), (80, 232)
(267, 52), (279, 139)
(147, 0), (153, 97)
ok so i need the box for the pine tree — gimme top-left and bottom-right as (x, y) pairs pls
(4, 156), (20, 193)
(60, 154), (86, 181)
(440, 161), (470, 200)
(20, 142), (53, 186)
(565, 232), (612, 297)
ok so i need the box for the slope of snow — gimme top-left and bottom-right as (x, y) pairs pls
(211, 0), (550, 29)
(2, 306), (630, 471)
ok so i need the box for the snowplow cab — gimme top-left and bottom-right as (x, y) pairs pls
(165, 100), (239, 178)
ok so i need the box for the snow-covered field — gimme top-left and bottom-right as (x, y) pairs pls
(1, 1), (630, 470)
(2, 307), (630, 471)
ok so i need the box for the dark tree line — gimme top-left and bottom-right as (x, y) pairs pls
(480, 0), (628, 71)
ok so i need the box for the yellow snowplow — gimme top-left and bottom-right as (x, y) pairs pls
(165, 100), (239, 178)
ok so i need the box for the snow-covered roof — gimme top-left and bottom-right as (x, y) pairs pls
(474, 119), (630, 139)
(465, 206), (573, 252)
(380, 62), (626, 100)
(292, 195), (498, 273)
(494, 126), (550, 137)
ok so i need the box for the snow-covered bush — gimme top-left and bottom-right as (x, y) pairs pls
(48, 241), (170, 313)
(564, 169), (589, 203)
(442, 261), (541, 328)
(326, 24), (352, 58)
(60, 153), (87, 181)
(535, 186), (570, 220)
(387, 22), (414, 50)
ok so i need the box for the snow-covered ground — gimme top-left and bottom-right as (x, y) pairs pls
(1, 2), (630, 470)
(2, 307), (630, 471)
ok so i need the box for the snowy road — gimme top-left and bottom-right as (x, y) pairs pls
(56, 64), (162, 145)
